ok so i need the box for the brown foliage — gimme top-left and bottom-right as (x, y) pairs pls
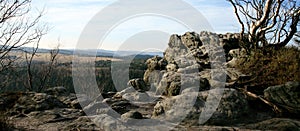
(237, 46), (300, 90)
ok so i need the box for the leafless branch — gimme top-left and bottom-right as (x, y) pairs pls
(37, 44), (60, 92)
(228, 0), (299, 50)
(0, 0), (47, 73)
(228, 0), (245, 38)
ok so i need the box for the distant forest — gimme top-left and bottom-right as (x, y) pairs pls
(0, 57), (149, 93)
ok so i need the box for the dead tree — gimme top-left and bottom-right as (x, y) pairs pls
(38, 45), (60, 92)
(25, 43), (59, 92)
(228, 0), (300, 50)
(0, 0), (47, 73)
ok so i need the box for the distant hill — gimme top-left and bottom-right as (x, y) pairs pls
(14, 47), (163, 58)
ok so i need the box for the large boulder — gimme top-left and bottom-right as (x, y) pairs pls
(156, 71), (210, 96)
(152, 89), (250, 126)
(264, 81), (300, 114)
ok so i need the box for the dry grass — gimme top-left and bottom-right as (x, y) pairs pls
(8, 51), (122, 63)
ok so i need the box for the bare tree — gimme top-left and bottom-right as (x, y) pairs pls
(24, 40), (39, 91)
(0, 0), (47, 73)
(228, 0), (300, 50)
(25, 43), (59, 92)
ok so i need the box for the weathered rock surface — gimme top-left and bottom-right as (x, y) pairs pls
(227, 48), (247, 67)
(156, 71), (210, 96)
(152, 89), (250, 126)
(143, 56), (167, 90)
(11, 92), (67, 114)
(84, 96), (138, 115)
(127, 78), (148, 92)
(121, 111), (143, 120)
(264, 81), (300, 114)
(0, 88), (100, 130)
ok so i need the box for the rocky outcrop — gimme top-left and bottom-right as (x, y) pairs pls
(143, 31), (246, 97)
(125, 31), (299, 129)
(0, 87), (99, 130)
(2, 31), (299, 130)
(140, 32), (247, 98)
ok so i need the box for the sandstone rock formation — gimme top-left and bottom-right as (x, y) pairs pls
(140, 31), (245, 97)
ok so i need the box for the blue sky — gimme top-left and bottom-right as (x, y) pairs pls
(31, 0), (239, 50)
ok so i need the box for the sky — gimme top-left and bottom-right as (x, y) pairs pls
(31, 0), (239, 51)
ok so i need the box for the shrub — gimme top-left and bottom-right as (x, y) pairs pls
(236, 46), (300, 92)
